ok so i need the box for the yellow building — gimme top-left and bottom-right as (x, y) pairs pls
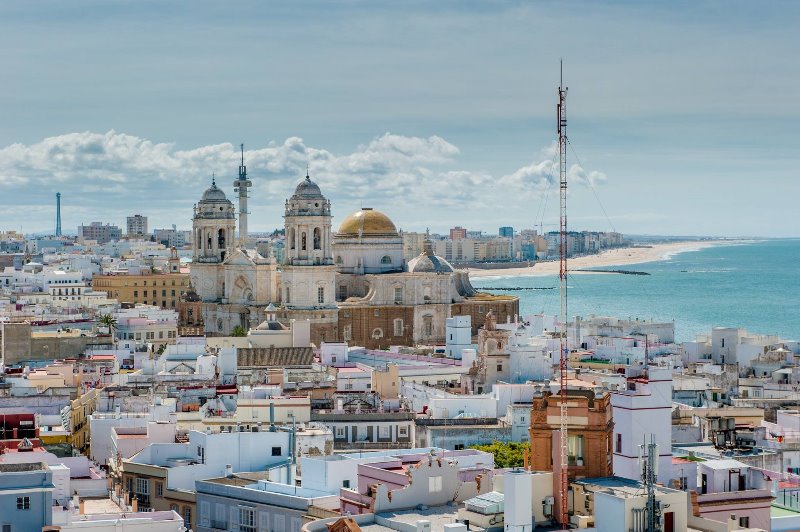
(93, 272), (190, 309)
(65, 388), (98, 455)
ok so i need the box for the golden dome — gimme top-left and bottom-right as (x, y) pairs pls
(337, 208), (398, 236)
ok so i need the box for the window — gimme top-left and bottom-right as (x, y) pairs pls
(16, 496), (30, 510)
(373, 309), (380, 317)
(336, 427), (345, 438)
(133, 290), (138, 297)
(156, 482), (163, 497)
(343, 325), (352, 342)
(423, 315), (433, 337)
(342, 480), (350, 488)
(568, 435), (585, 466)
(285, 287), (291, 304)
(162, 290), (166, 296)
(394, 319), (404, 337)
(454, 444), (465, 451)
(381, 255), (392, 265)
(126, 478), (134, 494)
(497, 363), (503, 371)
(616, 433), (622, 453)
(136, 478), (149, 495)
(345, 383), (353, 390)
(398, 426), (408, 437)
(239, 507), (256, 532)
(318, 286), (325, 304)
(271, 446), (282, 456)
(171, 290), (175, 296)
(429, 476), (443, 492)
(739, 517), (749, 527)
(183, 506), (192, 527)
(170, 504), (179, 513)
(394, 287), (403, 304)
(379, 426), (390, 438)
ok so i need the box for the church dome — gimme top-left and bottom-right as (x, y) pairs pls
(293, 175), (323, 198)
(200, 180), (230, 203)
(337, 208), (398, 236)
(407, 252), (454, 273)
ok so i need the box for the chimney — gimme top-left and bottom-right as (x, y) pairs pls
(225, 464), (233, 478)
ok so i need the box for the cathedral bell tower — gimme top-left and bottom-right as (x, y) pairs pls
(282, 172), (338, 343)
(191, 177), (236, 303)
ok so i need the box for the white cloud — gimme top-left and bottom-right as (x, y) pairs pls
(0, 130), (607, 233)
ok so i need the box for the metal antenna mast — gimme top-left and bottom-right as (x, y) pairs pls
(642, 434), (662, 532)
(557, 60), (570, 527)
(233, 143), (252, 247)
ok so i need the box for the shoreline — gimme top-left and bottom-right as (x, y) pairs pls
(466, 239), (750, 279)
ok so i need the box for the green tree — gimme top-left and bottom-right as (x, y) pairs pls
(230, 325), (247, 337)
(98, 314), (117, 337)
(469, 441), (530, 468)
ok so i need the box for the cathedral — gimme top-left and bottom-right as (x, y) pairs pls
(189, 168), (518, 347)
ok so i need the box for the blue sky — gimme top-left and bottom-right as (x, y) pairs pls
(0, 1), (798, 237)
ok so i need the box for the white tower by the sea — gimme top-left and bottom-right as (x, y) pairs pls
(233, 143), (252, 247)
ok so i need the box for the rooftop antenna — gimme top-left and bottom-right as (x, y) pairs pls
(557, 58), (570, 527)
(233, 143), (252, 248)
(641, 434), (662, 532)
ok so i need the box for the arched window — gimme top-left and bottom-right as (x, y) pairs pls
(207, 232), (213, 250)
(313, 227), (321, 250)
(196, 228), (202, 250)
(218, 229), (225, 248)
(335, 255), (343, 264)
(301, 232), (307, 251)
(371, 328), (384, 339)
(285, 287), (291, 304)
(381, 255), (392, 265)
(423, 315), (433, 337)
(289, 228), (296, 250)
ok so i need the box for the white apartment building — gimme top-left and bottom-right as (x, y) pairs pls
(611, 365), (673, 484)
(113, 305), (178, 345)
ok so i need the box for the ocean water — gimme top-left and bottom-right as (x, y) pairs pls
(471, 239), (800, 342)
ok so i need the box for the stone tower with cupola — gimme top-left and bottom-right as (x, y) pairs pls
(281, 173), (338, 343)
(190, 178), (237, 303)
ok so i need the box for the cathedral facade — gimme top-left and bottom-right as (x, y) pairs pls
(189, 170), (518, 345)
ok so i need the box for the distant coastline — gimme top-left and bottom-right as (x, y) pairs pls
(467, 239), (752, 279)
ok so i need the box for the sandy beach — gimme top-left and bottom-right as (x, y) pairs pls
(467, 240), (739, 279)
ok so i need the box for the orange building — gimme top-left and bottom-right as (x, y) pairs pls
(529, 389), (614, 521)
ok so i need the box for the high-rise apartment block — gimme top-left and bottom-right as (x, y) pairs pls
(77, 222), (122, 244)
(126, 214), (148, 237)
(499, 226), (514, 238)
(450, 226), (467, 240)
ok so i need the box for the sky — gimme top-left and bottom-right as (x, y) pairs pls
(0, 1), (798, 237)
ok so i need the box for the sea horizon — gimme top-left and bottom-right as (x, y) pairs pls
(473, 238), (799, 343)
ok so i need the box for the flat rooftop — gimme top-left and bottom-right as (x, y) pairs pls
(0, 462), (48, 472)
(361, 506), (487, 532)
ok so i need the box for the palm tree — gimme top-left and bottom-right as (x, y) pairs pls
(98, 314), (117, 339)
(230, 325), (247, 337)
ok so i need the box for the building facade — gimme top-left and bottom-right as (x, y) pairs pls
(126, 215), (149, 237)
(78, 222), (122, 244)
(92, 271), (190, 309)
